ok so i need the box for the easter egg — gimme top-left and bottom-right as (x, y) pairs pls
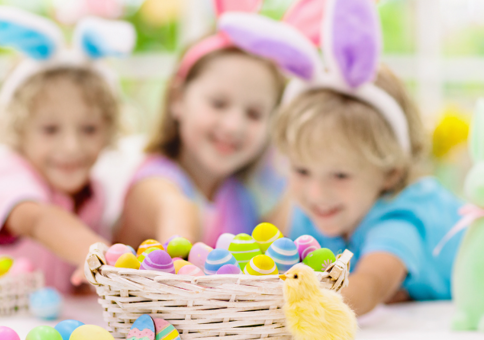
(137, 247), (160, 263)
(244, 255), (278, 276)
(167, 237), (192, 259)
(215, 233), (235, 250)
(9, 257), (34, 275)
(204, 249), (238, 275)
(0, 326), (20, 340)
(266, 238), (299, 273)
(163, 235), (181, 249)
(140, 250), (175, 274)
(174, 259), (191, 273)
(127, 245), (137, 256)
(26, 326), (62, 340)
(127, 314), (155, 340)
(252, 223), (283, 253)
(178, 264), (205, 276)
(54, 320), (85, 340)
(105, 244), (131, 266)
(69, 325), (115, 340)
(153, 317), (181, 340)
(216, 264), (242, 275)
(115, 253), (141, 270)
(0, 256), (13, 277)
(228, 233), (262, 270)
(137, 239), (164, 256)
(294, 235), (321, 261)
(188, 242), (213, 269)
(29, 287), (62, 320)
(303, 248), (336, 272)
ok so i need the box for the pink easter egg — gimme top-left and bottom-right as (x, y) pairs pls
(9, 258), (35, 275)
(294, 235), (321, 261)
(140, 250), (175, 274)
(106, 244), (131, 266)
(188, 242), (213, 270)
(215, 233), (235, 250)
(0, 326), (20, 340)
(178, 264), (205, 276)
(216, 264), (241, 275)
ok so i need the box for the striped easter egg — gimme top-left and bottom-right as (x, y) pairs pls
(153, 318), (180, 340)
(294, 235), (321, 261)
(138, 247), (160, 263)
(127, 315), (155, 340)
(137, 239), (164, 256)
(140, 250), (175, 274)
(177, 264), (205, 276)
(204, 249), (238, 275)
(216, 264), (241, 275)
(266, 238), (300, 273)
(252, 223), (283, 253)
(244, 255), (278, 276)
(228, 234), (262, 270)
(106, 244), (131, 266)
(173, 260), (191, 274)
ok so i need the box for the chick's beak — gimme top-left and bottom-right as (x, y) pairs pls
(279, 274), (287, 281)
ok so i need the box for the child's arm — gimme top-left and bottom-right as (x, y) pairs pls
(340, 252), (407, 316)
(117, 178), (199, 248)
(5, 201), (109, 283)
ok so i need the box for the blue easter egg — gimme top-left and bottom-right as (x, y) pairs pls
(127, 314), (155, 340)
(29, 287), (62, 320)
(127, 246), (137, 256)
(54, 320), (85, 340)
(204, 249), (238, 275)
(266, 238), (300, 273)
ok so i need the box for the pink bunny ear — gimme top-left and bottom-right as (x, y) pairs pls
(283, 0), (327, 46)
(214, 0), (263, 16)
(324, 0), (381, 88)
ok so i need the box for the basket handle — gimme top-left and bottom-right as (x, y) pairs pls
(324, 249), (353, 291)
(84, 242), (109, 286)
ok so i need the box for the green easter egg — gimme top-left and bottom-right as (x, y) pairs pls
(303, 248), (336, 272)
(167, 237), (193, 258)
(26, 326), (62, 340)
(228, 233), (262, 270)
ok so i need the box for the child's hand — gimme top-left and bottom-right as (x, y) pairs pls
(71, 264), (87, 286)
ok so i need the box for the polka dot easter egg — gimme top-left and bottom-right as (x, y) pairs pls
(178, 264), (205, 276)
(0, 256), (13, 277)
(266, 238), (299, 273)
(228, 233), (261, 270)
(70, 325), (115, 340)
(215, 233), (235, 250)
(174, 259), (191, 274)
(303, 248), (336, 272)
(252, 223), (283, 253)
(294, 235), (321, 261)
(188, 242), (213, 269)
(127, 315), (155, 340)
(244, 255), (278, 276)
(216, 264), (242, 275)
(153, 317), (181, 340)
(137, 239), (164, 256)
(138, 247), (160, 263)
(140, 250), (175, 274)
(167, 237), (192, 259)
(115, 253), (140, 270)
(204, 249), (238, 275)
(105, 244), (131, 266)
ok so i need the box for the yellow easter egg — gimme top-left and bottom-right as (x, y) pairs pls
(252, 223), (283, 253)
(244, 255), (278, 276)
(137, 239), (164, 256)
(174, 259), (191, 274)
(69, 325), (114, 340)
(137, 247), (160, 263)
(115, 253), (140, 270)
(0, 256), (14, 277)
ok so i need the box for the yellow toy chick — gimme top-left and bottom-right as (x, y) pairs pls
(280, 264), (357, 340)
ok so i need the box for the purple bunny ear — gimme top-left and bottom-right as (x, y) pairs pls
(323, 0), (381, 88)
(219, 12), (321, 81)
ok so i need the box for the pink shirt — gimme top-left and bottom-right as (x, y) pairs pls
(0, 147), (106, 293)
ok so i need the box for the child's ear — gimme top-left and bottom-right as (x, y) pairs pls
(383, 168), (404, 192)
(169, 80), (185, 120)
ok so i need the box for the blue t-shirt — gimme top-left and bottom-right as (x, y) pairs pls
(289, 178), (464, 301)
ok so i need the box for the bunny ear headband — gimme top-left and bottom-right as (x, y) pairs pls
(0, 6), (136, 107)
(219, 0), (411, 153)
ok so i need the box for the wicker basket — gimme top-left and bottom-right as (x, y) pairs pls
(85, 243), (352, 339)
(0, 271), (44, 316)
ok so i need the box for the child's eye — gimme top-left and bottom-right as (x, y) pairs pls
(293, 167), (310, 177)
(42, 125), (58, 135)
(82, 125), (98, 135)
(334, 172), (350, 180)
(247, 108), (262, 121)
(211, 99), (228, 110)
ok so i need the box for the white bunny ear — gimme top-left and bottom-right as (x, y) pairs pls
(0, 6), (63, 60)
(219, 12), (322, 81)
(73, 17), (136, 59)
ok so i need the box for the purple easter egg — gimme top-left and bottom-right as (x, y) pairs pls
(140, 250), (175, 274)
(216, 264), (242, 275)
(294, 235), (321, 261)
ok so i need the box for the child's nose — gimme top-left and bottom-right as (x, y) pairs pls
(307, 179), (329, 203)
(220, 108), (245, 135)
(60, 131), (82, 153)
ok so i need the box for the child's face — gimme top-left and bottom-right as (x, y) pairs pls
(20, 77), (109, 195)
(174, 54), (278, 178)
(289, 145), (391, 237)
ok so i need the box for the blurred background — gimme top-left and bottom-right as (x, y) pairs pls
(1, 0), (481, 196)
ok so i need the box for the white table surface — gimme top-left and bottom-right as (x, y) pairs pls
(2, 297), (484, 339)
